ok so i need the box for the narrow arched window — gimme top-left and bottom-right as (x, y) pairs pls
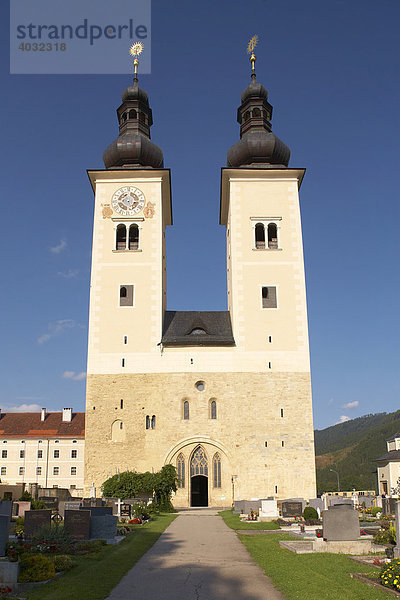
(252, 107), (261, 117)
(177, 453), (185, 488)
(146, 415), (150, 429)
(120, 286), (127, 298)
(244, 111), (250, 122)
(183, 400), (189, 420)
(213, 453), (221, 488)
(129, 224), (139, 250)
(129, 109), (137, 119)
(255, 223), (265, 249)
(210, 400), (217, 420)
(268, 223), (278, 249)
(122, 113), (127, 121)
(151, 415), (156, 429)
(116, 224), (127, 250)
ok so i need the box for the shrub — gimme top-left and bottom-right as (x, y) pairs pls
(14, 516), (24, 536)
(380, 559), (400, 592)
(374, 526), (396, 545)
(131, 502), (150, 520)
(30, 525), (74, 554)
(50, 554), (75, 572)
(31, 499), (47, 510)
(303, 506), (318, 520)
(18, 554), (55, 582)
(370, 506), (382, 517)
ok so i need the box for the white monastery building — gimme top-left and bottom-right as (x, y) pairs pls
(376, 433), (400, 496)
(0, 408), (84, 495)
(84, 49), (317, 506)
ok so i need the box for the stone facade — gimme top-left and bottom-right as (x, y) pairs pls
(85, 371), (315, 506)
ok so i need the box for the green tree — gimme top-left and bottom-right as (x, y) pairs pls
(102, 465), (178, 510)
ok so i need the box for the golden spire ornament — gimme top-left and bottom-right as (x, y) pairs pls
(130, 42), (144, 81)
(247, 35), (259, 74)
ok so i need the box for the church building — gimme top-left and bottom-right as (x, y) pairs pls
(84, 47), (316, 507)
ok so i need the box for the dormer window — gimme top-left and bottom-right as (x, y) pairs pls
(189, 328), (207, 335)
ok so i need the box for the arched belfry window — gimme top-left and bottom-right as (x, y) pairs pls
(129, 109), (137, 119)
(255, 223), (265, 249)
(183, 400), (189, 420)
(210, 400), (217, 420)
(177, 453), (185, 488)
(244, 111), (250, 122)
(213, 453), (221, 488)
(252, 107), (261, 117)
(129, 224), (139, 250)
(116, 224), (127, 250)
(190, 446), (208, 477)
(268, 223), (278, 249)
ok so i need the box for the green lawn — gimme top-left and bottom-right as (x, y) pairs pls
(219, 509), (280, 530)
(26, 513), (177, 600)
(239, 532), (390, 600)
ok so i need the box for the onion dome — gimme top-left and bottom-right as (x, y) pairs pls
(227, 50), (290, 168)
(103, 53), (163, 169)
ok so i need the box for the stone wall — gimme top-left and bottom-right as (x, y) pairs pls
(84, 371), (316, 506)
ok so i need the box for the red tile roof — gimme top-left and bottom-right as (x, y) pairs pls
(0, 413), (85, 438)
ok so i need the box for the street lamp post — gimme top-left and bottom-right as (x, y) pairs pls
(330, 468), (340, 492)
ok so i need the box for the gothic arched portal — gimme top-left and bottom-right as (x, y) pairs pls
(190, 445), (208, 507)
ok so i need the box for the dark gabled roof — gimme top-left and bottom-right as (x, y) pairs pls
(376, 450), (400, 462)
(161, 311), (235, 347)
(386, 432), (400, 442)
(0, 413), (85, 438)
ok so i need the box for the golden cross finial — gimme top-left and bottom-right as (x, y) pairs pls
(247, 35), (259, 73)
(130, 42), (144, 80)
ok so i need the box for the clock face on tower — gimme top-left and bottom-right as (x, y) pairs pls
(111, 187), (145, 216)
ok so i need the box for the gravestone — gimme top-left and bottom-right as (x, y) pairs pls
(322, 504), (360, 541)
(80, 506), (113, 517)
(120, 504), (131, 518)
(383, 498), (397, 516)
(308, 498), (324, 514)
(39, 496), (58, 510)
(90, 515), (118, 540)
(13, 501), (31, 517)
(0, 515), (9, 557)
(0, 501), (12, 517)
(82, 498), (103, 508)
(281, 501), (303, 518)
(64, 510), (90, 541)
(233, 500), (245, 514)
(260, 499), (278, 517)
(24, 510), (51, 539)
(58, 500), (82, 518)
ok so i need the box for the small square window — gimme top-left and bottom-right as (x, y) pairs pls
(38, 450), (43, 458)
(119, 285), (134, 307)
(1, 450), (7, 459)
(71, 450), (77, 459)
(53, 467), (59, 476)
(19, 450), (25, 459)
(70, 484), (76, 489)
(54, 450), (59, 459)
(262, 286), (277, 309)
(70, 467), (77, 476)
(36, 467), (42, 475)
(1, 467), (6, 476)
(19, 467), (24, 476)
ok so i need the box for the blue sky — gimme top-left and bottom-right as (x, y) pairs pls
(0, 0), (399, 429)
